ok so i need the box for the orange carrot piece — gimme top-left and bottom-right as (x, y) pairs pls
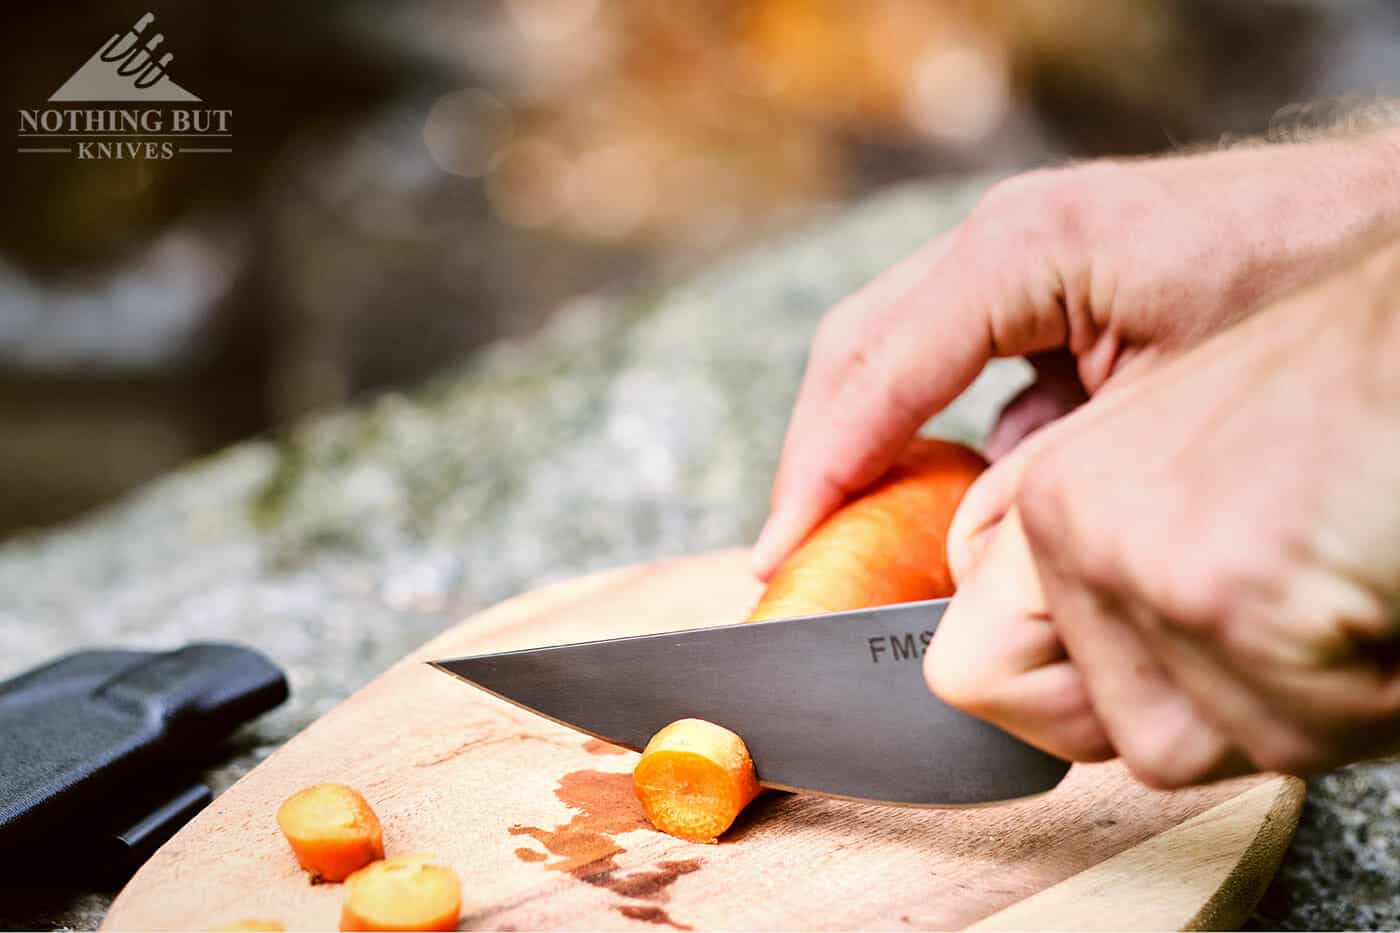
(276, 783), (385, 883)
(746, 437), (986, 621)
(633, 718), (761, 843)
(339, 855), (462, 932)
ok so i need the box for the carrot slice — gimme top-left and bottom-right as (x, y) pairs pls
(276, 783), (385, 883)
(339, 855), (462, 932)
(747, 437), (986, 621)
(633, 718), (761, 843)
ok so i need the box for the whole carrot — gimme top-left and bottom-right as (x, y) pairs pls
(747, 437), (986, 621)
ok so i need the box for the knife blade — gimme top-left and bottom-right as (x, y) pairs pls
(431, 599), (1069, 807)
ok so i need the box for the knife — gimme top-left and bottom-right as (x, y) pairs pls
(431, 598), (1070, 807)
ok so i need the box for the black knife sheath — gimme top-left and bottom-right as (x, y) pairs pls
(0, 643), (288, 876)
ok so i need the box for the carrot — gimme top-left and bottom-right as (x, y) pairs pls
(633, 718), (761, 843)
(339, 855), (462, 932)
(276, 783), (385, 883)
(746, 437), (986, 621)
(633, 439), (985, 843)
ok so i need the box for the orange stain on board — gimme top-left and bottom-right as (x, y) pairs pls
(598, 859), (702, 900)
(508, 770), (650, 875)
(511, 769), (704, 929)
(583, 738), (630, 756)
(618, 905), (694, 930)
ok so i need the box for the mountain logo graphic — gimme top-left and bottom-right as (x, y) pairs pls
(49, 12), (200, 102)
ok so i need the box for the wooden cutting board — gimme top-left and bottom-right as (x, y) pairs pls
(103, 550), (1303, 932)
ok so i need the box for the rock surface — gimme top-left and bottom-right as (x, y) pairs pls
(1, 178), (1396, 931)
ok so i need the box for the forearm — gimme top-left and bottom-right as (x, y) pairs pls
(1240, 125), (1400, 288)
(1120, 124), (1400, 322)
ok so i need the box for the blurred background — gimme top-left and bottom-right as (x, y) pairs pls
(3, 0), (1399, 538)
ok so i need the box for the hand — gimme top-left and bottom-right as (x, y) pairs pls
(752, 129), (1400, 580)
(925, 239), (1400, 786)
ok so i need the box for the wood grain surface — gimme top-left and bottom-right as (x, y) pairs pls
(103, 550), (1303, 931)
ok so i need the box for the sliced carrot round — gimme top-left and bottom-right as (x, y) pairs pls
(339, 855), (462, 932)
(633, 718), (761, 843)
(276, 783), (385, 883)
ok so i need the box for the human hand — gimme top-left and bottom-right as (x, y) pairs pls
(925, 239), (1400, 786)
(753, 129), (1400, 580)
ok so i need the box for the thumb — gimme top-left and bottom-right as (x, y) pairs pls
(948, 436), (1045, 585)
(926, 508), (1113, 763)
(948, 385), (1094, 584)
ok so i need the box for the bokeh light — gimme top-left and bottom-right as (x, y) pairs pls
(423, 89), (514, 178)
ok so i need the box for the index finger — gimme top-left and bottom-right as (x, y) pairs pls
(752, 232), (993, 579)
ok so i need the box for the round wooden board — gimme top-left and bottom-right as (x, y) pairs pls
(103, 550), (1303, 932)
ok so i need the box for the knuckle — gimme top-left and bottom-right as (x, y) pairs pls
(808, 309), (854, 369)
(1062, 715), (1117, 763)
(969, 168), (1087, 251)
(1126, 762), (1190, 791)
(1016, 450), (1117, 583)
(1154, 557), (1236, 635)
(922, 650), (973, 710)
(816, 451), (875, 502)
(1156, 530), (1287, 637)
(923, 639), (990, 716)
(1244, 735), (1327, 777)
(1114, 731), (1174, 789)
(861, 363), (925, 434)
(809, 311), (903, 406)
(1280, 563), (1392, 664)
(1115, 714), (1228, 790)
(1119, 736), (1205, 791)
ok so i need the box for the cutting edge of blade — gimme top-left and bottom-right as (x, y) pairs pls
(758, 779), (1061, 810)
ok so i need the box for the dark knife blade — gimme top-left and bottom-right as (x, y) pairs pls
(431, 599), (1069, 807)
